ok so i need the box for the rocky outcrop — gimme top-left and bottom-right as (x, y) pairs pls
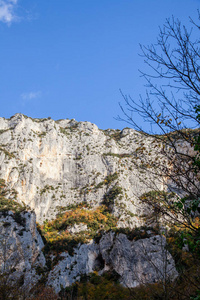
(0, 210), (178, 294)
(99, 231), (177, 288)
(47, 240), (99, 293)
(47, 231), (178, 293)
(0, 114), (180, 295)
(0, 211), (45, 294)
(0, 114), (164, 226)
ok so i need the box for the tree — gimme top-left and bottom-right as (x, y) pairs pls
(118, 13), (200, 298)
(119, 14), (200, 131)
(119, 13), (200, 222)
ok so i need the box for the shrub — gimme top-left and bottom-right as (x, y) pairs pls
(103, 185), (123, 207)
(39, 205), (117, 256)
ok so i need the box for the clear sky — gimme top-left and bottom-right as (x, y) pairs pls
(0, 0), (199, 130)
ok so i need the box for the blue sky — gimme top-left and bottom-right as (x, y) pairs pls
(0, 0), (199, 130)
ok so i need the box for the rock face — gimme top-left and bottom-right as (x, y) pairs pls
(48, 231), (178, 293)
(47, 240), (99, 293)
(0, 114), (179, 294)
(0, 210), (178, 294)
(0, 114), (163, 226)
(99, 232), (177, 288)
(0, 211), (45, 293)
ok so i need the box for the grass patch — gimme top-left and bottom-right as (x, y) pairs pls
(0, 146), (15, 159)
(103, 152), (132, 159)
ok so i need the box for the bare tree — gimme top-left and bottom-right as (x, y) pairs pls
(118, 14), (200, 298)
(118, 13), (200, 228)
(119, 14), (200, 132)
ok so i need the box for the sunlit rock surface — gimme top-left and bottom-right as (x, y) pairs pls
(0, 114), (179, 294)
(47, 231), (177, 293)
(0, 114), (164, 226)
(0, 211), (45, 293)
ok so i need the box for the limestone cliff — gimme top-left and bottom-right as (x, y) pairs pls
(0, 114), (179, 295)
(0, 113), (164, 226)
(0, 210), (177, 294)
(0, 210), (45, 296)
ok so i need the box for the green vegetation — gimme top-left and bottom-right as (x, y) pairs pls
(62, 271), (131, 300)
(0, 178), (26, 228)
(103, 152), (132, 159)
(56, 202), (91, 214)
(58, 256), (200, 299)
(0, 197), (24, 213)
(103, 185), (123, 208)
(0, 129), (10, 135)
(74, 154), (82, 160)
(103, 129), (124, 142)
(152, 128), (200, 142)
(69, 123), (79, 131)
(95, 181), (104, 189)
(40, 205), (117, 256)
(93, 172), (123, 210)
(109, 130), (122, 141)
(0, 179), (24, 213)
(40, 185), (55, 195)
(140, 190), (200, 255)
(60, 123), (79, 136)
(140, 190), (175, 207)
(59, 126), (70, 136)
(114, 225), (159, 241)
(0, 146), (15, 159)
(104, 172), (118, 185)
(31, 117), (50, 123)
(95, 172), (119, 189)
(38, 132), (47, 138)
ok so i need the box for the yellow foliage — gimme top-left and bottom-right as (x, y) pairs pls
(39, 205), (117, 255)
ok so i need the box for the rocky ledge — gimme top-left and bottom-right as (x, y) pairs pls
(0, 211), (178, 294)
